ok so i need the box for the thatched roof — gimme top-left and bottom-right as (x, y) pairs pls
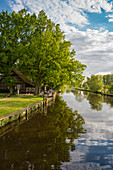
(14, 70), (35, 87)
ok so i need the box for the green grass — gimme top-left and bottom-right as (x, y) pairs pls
(20, 95), (43, 99)
(0, 96), (43, 118)
(0, 93), (5, 99)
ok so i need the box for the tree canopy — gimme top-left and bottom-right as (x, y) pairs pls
(103, 74), (113, 85)
(0, 9), (86, 94)
(84, 75), (103, 92)
(0, 9), (34, 77)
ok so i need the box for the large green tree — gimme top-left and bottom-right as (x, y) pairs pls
(103, 74), (113, 85)
(88, 75), (103, 92)
(0, 9), (86, 94)
(18, 10), (86, 94)
(0, 9), (37, 92)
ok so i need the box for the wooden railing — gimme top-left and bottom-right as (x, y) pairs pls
(0, 92), (56, 128)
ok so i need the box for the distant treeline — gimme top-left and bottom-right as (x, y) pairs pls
(82, 74), (113, 93)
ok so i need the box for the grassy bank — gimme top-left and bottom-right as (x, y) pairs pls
(75, 88), (113, 95)
(0, 94), (6, 99)
(0, 96), (43, 118)
(75, 88), (101, 93)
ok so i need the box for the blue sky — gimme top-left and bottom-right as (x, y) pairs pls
(1, 0), (113, 77)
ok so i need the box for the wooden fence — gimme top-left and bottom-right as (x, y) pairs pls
(0, 92), (56, 128)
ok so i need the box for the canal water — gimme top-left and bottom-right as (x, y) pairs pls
(1, 90), (113, 169)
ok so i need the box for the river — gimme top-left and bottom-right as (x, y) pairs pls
(0, 90), (113, 169)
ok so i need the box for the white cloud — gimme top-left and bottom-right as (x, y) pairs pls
(9, 0), (24, 12)
(9, 0), (113, 27)
(106, 14), (113, 22)
(107, 14), (113, 18)
(69, 0), (113, 13)
(109, 19), (113, 22)
(96, 71), (113, 75)
(8, 0), (113, 76)
(65, 28), (113, 76)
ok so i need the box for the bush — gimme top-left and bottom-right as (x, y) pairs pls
(88, 75), (103, 92)
(83, 82), (89, 90)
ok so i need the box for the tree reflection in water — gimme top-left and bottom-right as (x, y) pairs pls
(103, 95), (113, 108)
(87, 93), (103, 111)
(72, 90), (103, 111)
(0, 95), (86, 170)
(72, 90), (84, 102)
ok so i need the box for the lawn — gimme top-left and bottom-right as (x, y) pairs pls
(0, 96), (43, 118)
(0, 94), (5, 99)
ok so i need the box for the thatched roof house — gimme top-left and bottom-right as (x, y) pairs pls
(0, 70), (35, 94)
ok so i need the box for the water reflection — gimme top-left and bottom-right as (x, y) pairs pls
(62, 90), (113, 169)
(73, 90), (113, 111)
(0, 95), (86, 170)
(72, 90), (108, 111)
(87, 94), (103, 111)
(72, 90), (84, 103)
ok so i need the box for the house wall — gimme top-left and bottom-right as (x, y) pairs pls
(0, 73), (34, 94)
(26, 87), (35, 94)
(0, 82), (7, 89)
(14, 75), (26, 93)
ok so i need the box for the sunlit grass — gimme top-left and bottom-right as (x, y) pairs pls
(0, 97), (43, 117)
(0, 93), (5, 99)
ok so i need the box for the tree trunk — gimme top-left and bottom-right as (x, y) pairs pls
(10, 87), (13, 95)
(35, 76), (41, 95)
(38, 86), (41, 94)
(35, 85), (41, 95)
(35, 85), (38, 95)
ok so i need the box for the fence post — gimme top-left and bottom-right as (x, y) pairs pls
(19, 113), (21, 122)
(26, 109), (28, 120)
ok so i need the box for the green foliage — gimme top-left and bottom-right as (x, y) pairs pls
(17, 10), (86, 93)
(103, 74), (113, 85)
(58, 84), (73, 94)
(0, 9), (86, 93)
(88, 75), (103, 92)
(0, 9), (36, 87)
(102, 74), (113, 93)
(108, 83), (113, 93)
(83, 82), (89, 90)
(103, 84), (109, 93)
(87, 93), (103, 111)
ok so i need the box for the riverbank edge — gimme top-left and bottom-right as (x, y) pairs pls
(0, 92), (56, 128)
(75, 88), (113, 97)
